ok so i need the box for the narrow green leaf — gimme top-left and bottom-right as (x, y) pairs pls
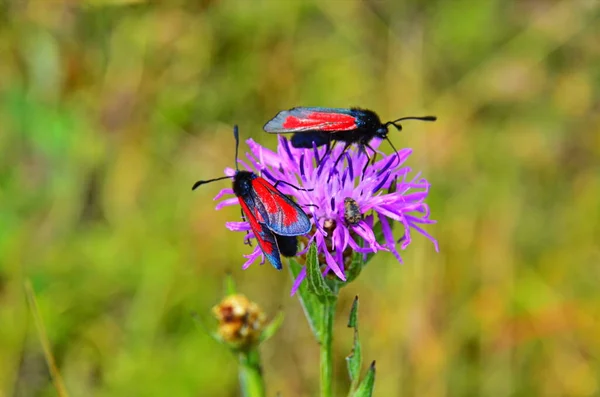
(347, 295), (359, 328)
(305, 243), (334, 300)
(344, 250), (364, 284)
(224, 273), (237, 295)
(346, 296), (362, 391)
(259, 310), (284, 343)
(352, 361), (376, 397)
(288, 258), (323, 341)
(190, 311), (221, 343)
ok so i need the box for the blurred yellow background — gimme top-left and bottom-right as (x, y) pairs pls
(1, 1), (599, 396)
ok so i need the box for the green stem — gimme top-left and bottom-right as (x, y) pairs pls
(238, 348), (266, 397)
(320, 296), (337, 397)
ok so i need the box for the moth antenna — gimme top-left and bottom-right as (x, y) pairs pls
(193, 124), (240, 191)
(385, 115), (437, 131)
(233, 125), (240, 171)
(192, 176), (233, 190)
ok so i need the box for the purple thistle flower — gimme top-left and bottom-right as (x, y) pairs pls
(214, 137), (438, 295)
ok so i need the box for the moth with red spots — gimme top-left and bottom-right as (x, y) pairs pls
(263, 107), (436, 169)
(192, 125), (311, 270)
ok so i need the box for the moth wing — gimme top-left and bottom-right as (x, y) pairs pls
(263, 107), (357, 133)
(249, 177), (312, 236)
(239, 197), (283, 270)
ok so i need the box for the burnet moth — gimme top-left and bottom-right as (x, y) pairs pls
(192, 125), (311, 270)
(263, 107), (436, 171)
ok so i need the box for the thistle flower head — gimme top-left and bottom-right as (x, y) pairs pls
(215, 137), (438, 295)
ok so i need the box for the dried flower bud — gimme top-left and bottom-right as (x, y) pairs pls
(212, 294), (266, 349)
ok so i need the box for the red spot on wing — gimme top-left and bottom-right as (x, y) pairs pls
(281, 205), (299, 227)
(251, 178), (299, 227)
(250, 179), (279, 214)
(253, 207), (265, 223)
(253, 226), (275, 255)
(282, 111), (356, 131)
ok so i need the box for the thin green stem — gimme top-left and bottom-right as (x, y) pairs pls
(320, 296), (337, 397)
(238, 348), (266, 397)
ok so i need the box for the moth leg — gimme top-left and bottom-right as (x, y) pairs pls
(327, 142), (352, 183)
(273, 180), (314, 192)
(321, 139), (336, 165)
(361, 143), (378, 179)
(364, 143), (378, 165)
(333, 142), (352, 169)
(240, 209), (252, 246)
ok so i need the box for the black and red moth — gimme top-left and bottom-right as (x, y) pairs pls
(192, 126), (311, 270)
(263, 107), (436, 160)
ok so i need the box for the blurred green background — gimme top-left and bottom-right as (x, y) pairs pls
(1, 1), (599, 396)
